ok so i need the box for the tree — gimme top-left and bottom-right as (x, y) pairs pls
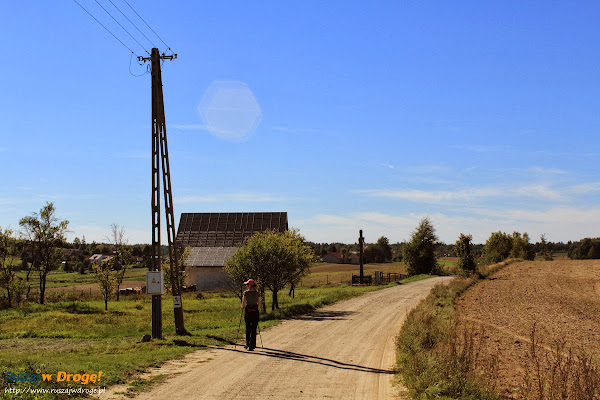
(0, 227), (18, 307)
(93, 259), (114, 311)
(340, 247), (348, 262)
(106, 224), (131, 301)
(403, 217), (439, 276)
(510, 232), (535, 260)
(362, 236), (393, 263)
(19, 202), (69, 304)
(540, 234), (553, 261)
(377, 236), (393, 262)
(480, 231), (512, 265)
(225, 230), (314, 311)
(454, 233), (476, 273)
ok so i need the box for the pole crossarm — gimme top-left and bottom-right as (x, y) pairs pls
(139, 53), (177, 62)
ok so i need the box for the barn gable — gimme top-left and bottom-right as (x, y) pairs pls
(176, 212), (288, 290)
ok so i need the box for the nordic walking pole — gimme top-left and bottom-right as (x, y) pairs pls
(257, 319), (264, 348)
(235, 308), (243, 348)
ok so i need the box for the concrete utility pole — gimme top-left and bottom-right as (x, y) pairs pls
(141, 48), (186, 337)
(359, 230), (364, 284)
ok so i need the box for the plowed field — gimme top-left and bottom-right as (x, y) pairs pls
(456, 260), (600, 398)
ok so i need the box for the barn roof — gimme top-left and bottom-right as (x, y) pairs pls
(184, 247), (239, 267)
(176, 212), (288, 248)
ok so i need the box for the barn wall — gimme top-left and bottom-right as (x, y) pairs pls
(185, 266), (233, 290)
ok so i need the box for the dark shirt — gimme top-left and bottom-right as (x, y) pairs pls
(244, 289), (259, 307)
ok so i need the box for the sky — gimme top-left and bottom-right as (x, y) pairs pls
(1, 1), (599, 245)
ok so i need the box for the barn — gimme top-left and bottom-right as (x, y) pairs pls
(175, 212), (288, 290)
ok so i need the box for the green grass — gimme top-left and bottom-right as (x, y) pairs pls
(14, 267), (147, 290)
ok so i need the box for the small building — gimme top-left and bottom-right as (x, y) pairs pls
(89, 254), (112, 264)
(176, 212), (288, 290)
(323, 252), (343, 264)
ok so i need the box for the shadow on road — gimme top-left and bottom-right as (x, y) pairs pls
(217, 346), (394, 375)
(288, 310), (355, 321)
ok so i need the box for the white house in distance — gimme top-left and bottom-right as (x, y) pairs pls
(175, 212), (289, 290)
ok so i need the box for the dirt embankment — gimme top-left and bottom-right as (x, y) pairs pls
(456, 260), (600, 398)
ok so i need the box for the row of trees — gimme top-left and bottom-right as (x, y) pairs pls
(392, 218), (538, 276)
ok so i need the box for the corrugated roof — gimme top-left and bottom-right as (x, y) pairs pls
(184, 247), (239, 267)
(176, 212), (288, 247)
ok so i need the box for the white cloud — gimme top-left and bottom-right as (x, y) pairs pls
(356, 183), (573, 203)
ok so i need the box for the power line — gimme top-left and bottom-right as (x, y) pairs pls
(106, 0), (157, 50)
(73, 0), (138, 55)
(129, 52), (150, 77)
(93, 0), (149, 54)
(122, 0), (173, 52)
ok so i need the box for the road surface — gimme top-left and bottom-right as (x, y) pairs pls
(103, 276), (452, 400)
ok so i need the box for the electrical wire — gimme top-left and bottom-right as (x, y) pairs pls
(129, 52), (150, 77)
(93, 0), (149, 54)
(106, 0), (157, 50)
(73, 0), (138, 56)
(122, 0), (173, 53)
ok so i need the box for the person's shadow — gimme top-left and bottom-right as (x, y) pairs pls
(219, 346), (394, 375)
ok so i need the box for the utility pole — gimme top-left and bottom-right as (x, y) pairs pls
(141, 48), (186, 337)
(359, 230), (364, 284)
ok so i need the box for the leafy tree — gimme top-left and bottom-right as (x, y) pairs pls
(363, 236), (393, 263)
(19, 202), (69, 304)
(403, 217), (439, 276)
(480, 231), (512, 265)
(454, 233), (476, 273)
(376, 236), (393, 262)
(225, 229), (313, 311)
(510, 232), (535, 260)
(0, 227), (18, 307)
(93, 259), (114, 311)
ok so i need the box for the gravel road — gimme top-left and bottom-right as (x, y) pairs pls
(104, 276), (453, 400)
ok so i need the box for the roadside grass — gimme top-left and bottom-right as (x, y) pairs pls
(0, 274), (432, 399)
(395, 262), (514, 400)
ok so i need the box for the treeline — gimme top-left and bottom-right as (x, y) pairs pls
(567, 238), (600, 259)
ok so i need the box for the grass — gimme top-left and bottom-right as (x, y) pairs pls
(394, 261), (515, 400)
(14, 266), (147, 290)
(0, 274), (432, 399)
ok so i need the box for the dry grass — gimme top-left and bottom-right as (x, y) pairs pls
(520, 324), (600, 400)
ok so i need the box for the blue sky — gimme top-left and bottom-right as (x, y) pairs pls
(1, 1), (599, 245)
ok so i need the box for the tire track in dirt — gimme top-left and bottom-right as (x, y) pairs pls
(99, 276), (453, 400)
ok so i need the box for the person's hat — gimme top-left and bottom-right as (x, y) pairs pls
(243, 279), (255, 286)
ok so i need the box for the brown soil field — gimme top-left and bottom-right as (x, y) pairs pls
(456, 260), (600, 398)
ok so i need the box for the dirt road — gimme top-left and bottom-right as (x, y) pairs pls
(106, 277), (452, 400)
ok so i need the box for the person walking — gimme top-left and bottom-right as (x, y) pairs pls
(241, 279), (261, 351)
